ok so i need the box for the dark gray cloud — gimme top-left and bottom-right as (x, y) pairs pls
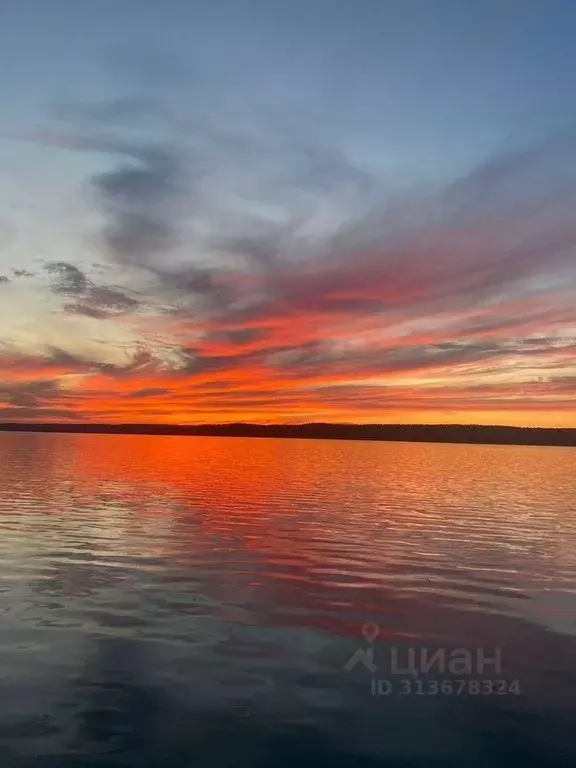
(92, 144), (181, 268)
(32, 125), (185, 281)
(123, 387), (169, 399)
(0, 379), (61, 408)
(45, 347), (90, 369)
(0, 405), (86, 421)
(176, 350), (238, 376)
(265, 337), (576, 381)
(445, 132), (576, 221)
(45, 261), (88, 294)
(63, 303), (110, 320)
(103, 213), (174, 266)
(86, 285), (140, 312)
(44, 260), (141, 319)
(214, 328), (266, 346)
(0, 346), (89, 375)
(0, 275), (9, 284)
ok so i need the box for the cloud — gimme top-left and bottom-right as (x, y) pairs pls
(0, 379), (61, 408)
(8, 91), (576, 426)
(92, 145), (181, 268)
(64, 285), (139, 319)
(45, 262), (88, 294)
(26, 124), (185, 279)
(123, 387), (169, 399)
(63, 303), (110, 320)
(30, 95), (376, 314)
(43, 261), (141, 319)
(0, 405), (86, 422)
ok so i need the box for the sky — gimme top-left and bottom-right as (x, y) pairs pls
(1, 0), (576, 427)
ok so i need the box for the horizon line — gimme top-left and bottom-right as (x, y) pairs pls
(0, 421), (574, 430)
(0, 421), (574, 449)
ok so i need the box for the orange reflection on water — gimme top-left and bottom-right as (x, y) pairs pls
(2, 431), (575, 643)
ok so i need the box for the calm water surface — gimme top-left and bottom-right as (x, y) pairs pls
(1, 433), (576, 767)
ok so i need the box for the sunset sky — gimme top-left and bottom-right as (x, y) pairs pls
(1, 0), (576, 427)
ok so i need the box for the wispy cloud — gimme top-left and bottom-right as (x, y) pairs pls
(2, 89), (576, 426)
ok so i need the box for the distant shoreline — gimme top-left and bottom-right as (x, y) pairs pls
(0, 422), (574, 447)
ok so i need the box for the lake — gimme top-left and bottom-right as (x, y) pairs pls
(1, 432), (575, 767)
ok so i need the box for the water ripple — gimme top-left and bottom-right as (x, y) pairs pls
(1, 433), (576, 763)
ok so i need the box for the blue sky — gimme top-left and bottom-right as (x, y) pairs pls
(3, 0), (576, 171)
